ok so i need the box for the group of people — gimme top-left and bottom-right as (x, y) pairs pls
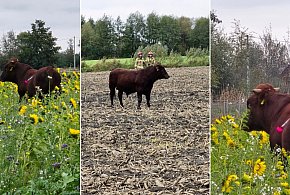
(134, 51), (156, 69)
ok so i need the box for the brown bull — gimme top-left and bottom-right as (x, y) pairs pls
(0, 58), (61, 100)
(244, 83), (290, 151)
(109, 64), (170, 109)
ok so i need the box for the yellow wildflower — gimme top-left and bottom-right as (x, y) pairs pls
(250, 131), (258, 137)
(281, 182), (289, 188)
(283, 189), (290, 195)
(223, 131), (235, 147)
(62, 88), (68, 94)
(232, 122), (239, 129)
(276, 161), (284, 171)
(73, 71), (79, 78)
(39, 117), (44, 122)
(69, 128), (80, 135)
(273, 191), (281, 195)
(74, 84), (80, 91)
(29, 114), (39, 125)
(31, 98), (39, 107)
(282, 148), (288, 158)
(253, 158), (266, 176)
(242, 173), (252, 183)
(61, 101), (67, 109)
(19, 105), (27, 115)
(246, 160), (253, 166)
(70, 98), (77, 109)
(279, 171), (288, 180)
(212, 131), (219, 145)
(210, 125), (217, 132)
(259, 131), (269, 145)
(222, 174), (238, 193)
(62, 72), (67, 77)
(221, 116), (227, 121)
(215, 118), (222, 124)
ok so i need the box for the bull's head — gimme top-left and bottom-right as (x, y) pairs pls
(243, 83), (279, 133)
(0, 58), (19, 82)
(155, 64), (170, 79)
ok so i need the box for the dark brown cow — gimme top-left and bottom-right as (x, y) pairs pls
(244, 83), (290, 151)
(109, 64), (170, 109)
(0, 58), (61, 100)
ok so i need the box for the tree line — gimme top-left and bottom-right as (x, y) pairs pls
(81, 12), (209, 60)
(211, 12), (290, 98)
(0, 20), (79, 69)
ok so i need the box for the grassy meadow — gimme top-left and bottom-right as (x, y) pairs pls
(211, 114), (290, 194)
(0, 70), (80, 194)
(82, 55), (209, 72)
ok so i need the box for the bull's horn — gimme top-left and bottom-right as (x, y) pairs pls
(252, 89), (262, 93)
(274, 87), (280, 91)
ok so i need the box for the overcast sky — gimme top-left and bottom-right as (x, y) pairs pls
(82, 0), (209, 21)
(212, 0), (290, 42)
(0, 0), (80, 51)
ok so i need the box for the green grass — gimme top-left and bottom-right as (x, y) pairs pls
(211, 115), (290, 194)
(82, 55), (209, 72)
(0, 71), (80, 194)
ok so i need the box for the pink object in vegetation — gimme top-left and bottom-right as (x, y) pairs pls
(276, 126), (283, 133)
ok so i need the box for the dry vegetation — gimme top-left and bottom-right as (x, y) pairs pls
(81, 67), (209, 194)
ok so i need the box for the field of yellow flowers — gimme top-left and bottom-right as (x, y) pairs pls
(0, 70), (80, 194)
(211, 114), (290, 194)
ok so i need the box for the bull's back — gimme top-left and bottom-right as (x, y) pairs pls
(109, 69), (137, 90)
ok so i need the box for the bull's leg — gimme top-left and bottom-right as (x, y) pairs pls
(118, 90), (124, 107)
(110, 88), (115, 107)
(145, 93), (151, 107)
(137, 93), (142, 109)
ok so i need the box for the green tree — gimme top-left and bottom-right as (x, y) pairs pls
(0, 31), (19, 64)
(17, 20), (60, 68)
(145, 12), (160, 45)
(81, 21), (96, 59)
(159, 15), (180, 53)
(177, 16), (193, 54)
(114, 16), (125, 57)
(94, 15), (115, 59)
(123, 12), (146, 57)
(191, 17), (209, 49)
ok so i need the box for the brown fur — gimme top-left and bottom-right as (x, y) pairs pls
(245, 83), (290, 151)
(109, 64), (170, 109)
(0, 58), (61, 100)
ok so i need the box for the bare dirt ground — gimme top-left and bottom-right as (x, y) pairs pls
(81, 67), (209, 194)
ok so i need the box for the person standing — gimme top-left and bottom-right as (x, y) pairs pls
(146, 51), (156, 66)
(135, 51), (145, 69)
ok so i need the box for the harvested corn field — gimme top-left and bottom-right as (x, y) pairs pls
(81, 67), (209, 194)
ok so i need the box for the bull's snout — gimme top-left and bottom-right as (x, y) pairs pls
(164, 74), (170, 79)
